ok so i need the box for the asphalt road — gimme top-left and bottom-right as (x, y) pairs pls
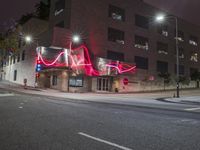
(0, 90), (200, 150)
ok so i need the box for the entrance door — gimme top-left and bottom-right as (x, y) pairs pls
(97, 77), (110, 91)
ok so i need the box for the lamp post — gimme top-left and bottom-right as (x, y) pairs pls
(25, 35), (39, 88)
(67, 35), (80, 92)
(156, 14), (180, 98)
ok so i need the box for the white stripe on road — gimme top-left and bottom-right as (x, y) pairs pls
(78, 132), (133, 150)
(0, 93), (14, 97)
(184, 107), (200, 111)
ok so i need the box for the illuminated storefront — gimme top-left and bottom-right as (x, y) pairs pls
(35, 45), (136, 92)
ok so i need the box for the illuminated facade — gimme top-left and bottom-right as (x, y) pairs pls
(36, 0), (199, 92)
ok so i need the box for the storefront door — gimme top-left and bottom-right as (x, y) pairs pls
(97, 77), (110, 91)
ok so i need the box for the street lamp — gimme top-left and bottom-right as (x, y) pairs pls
(155, 14), (180, 98)
(67, 34), (81, 92)
(24, 35), (39, 88)
(25, 35), (32, 43)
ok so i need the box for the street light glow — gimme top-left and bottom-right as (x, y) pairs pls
(156, 14), (165, 22)
(25, 36), (32, 42)
(72, 35), (80, 43)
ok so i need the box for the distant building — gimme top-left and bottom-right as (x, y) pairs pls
(2, 18), (49, 87)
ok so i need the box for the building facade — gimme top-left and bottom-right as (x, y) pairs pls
(3, 0), (200, 93)
(2, 18), (49, 87)
(36, 0), (199, 92)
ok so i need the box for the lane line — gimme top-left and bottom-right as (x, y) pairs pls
(184, 107), (200, 111)
(0, 93), (14, 97)
(78, 132), (133, 150)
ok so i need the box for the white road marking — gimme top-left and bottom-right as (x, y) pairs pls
(0, 93), (14, 97)
(78, 132), (133, 150)
(18, 106), (23, 109)
(184, 107), (200, 111)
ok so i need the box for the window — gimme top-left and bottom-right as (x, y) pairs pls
(52, 75), (58, 86)
(135, 14), (149, 29)
(157, 42), (168, 55)
(13, 55), (16, 64)
(10, 56), (12, 65)
(175, 65), (185, 75)
(14, 70), (17, 81)
(175, 47), (184, 59)
(55, 21), (65, 28)
(69, 76), (83, 87)
(22, 50), (25, 61)
(190, 52), (198, 62)
(175, 30), (184, 42)
(108, 28), (125, 44)
(97, 78), (109, 91)
(135, 56), (148, 70)
(190, 68), (198, 79)
(109, 5), (125, 21)
(189, 36), (198, 46)
(134, 35), (149, 50)
(157, 61), (168, 73)
(17, 53), (20, 62)
(55, 0), (65, 12)
(157, 24), (168, 37)
(107, 50), (124, 61)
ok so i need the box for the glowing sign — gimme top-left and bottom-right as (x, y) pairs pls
(36, 45), (136, 76)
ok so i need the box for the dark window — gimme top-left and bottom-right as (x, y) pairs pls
(190, 68), (199, 80)
(18, 38), (22, 48)
(55, 0), (65, 11)
(109, 5), (125, 21)
(17, 54), (20, 62)
(55, 21), (65, 28)
(135, 14), (149, 29)
(157, 24), (168, 37)
(52, 75), (57, 86)
(22, 50), (25, 61)
(175, 47), (184, 59)
(14, 70), (17, 81)
(135, 56), (148, 70)
(107, 50), (124, 61)
(175, 30), (184, 42)
(69, 76), (83, 87)
(157, 42), (168, 55)
(189, 35), (198, 46)
(108, 28), (125, 44)
(175, 65), (185, 75)
(157, 61), (168, 73)
(134, 35), (149, 50)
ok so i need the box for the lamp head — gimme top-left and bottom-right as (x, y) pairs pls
(72, 35), (80, 43)
(156, 14), (165, 22)
(25, 36), (32, 42)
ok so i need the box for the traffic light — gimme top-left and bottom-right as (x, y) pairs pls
(36, 59), (42, 72)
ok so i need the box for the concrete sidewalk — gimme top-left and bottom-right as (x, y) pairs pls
(166, 97), (200, 104)
(1, 80), (200, 105)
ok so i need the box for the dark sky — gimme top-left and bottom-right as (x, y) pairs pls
(0, 0), (200, 31)
(144, 0), (200, 26)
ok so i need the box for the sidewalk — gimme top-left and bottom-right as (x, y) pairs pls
(165, 97), (200, 104)
(1, 80), (200, 105)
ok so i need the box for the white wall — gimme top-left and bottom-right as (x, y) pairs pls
(3, 47), (36, 87)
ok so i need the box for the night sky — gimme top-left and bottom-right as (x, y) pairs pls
(0, 0), (200, 31)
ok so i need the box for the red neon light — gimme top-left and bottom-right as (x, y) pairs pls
(37, 45), (136, 76)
